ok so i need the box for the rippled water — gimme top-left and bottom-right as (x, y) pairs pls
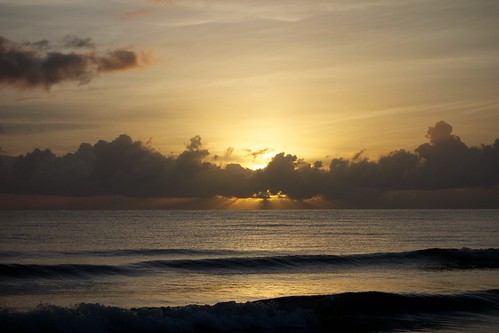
(0, 210), (498, 332)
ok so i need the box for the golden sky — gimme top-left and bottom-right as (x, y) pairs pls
(1, 0), (499, 170)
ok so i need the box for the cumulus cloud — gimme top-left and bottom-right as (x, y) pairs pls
(0, 35), (146, 90)
(0, 121), (498, 208)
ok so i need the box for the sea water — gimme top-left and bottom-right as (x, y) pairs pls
(0, 209), (498, 332)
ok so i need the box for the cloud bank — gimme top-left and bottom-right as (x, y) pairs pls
(0, 121), (498, 209)
(0, 36), (146, 90)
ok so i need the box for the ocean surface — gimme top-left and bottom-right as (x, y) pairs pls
(0, 209), (498, 332)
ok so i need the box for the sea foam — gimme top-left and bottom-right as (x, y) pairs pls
(1, 290), (498, 333)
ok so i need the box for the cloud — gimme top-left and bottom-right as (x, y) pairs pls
(0, 122), (498, 208)
(245, 148), (272, 160)
(146, 0), (181, 5)
(25, 39), (50, 50)
(96, 49), (140, 72)
(424, 120), (455, 144)
(121, 8), (155, 20)
(0, 35), (147, 90)
(414, 121), (475, 189)
(213, 147), (233, 161)
(62, 35), (95, 49)
(224, 147), (234, 158)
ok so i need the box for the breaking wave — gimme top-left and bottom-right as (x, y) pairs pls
(1, 290), (498, 332)
(1, 248), (498, 279)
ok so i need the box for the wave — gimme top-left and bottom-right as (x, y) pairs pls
(1, 290), (498, 332)
(139, 247), (499, 271)
(0, 263), (129, 279)
(1, 248), (498, 279)
(63, 248), (248, 257)
(0, 248), (248, 258)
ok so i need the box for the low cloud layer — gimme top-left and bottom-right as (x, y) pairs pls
(0, 35), (145, 90)
(0, 121), (498, 208)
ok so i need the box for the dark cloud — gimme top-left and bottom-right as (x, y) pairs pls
(414, 121), (480, 189)
(96, 49), (139, 72)
(213, 147), (233, 161)
(25, 39), (50, 50)
(426, 120), (454, 144)
(63, 35), (95, 49)
(175, 135), (210, 178)
(225, 147), (234, 158)
(244, 148), (272, 159)
(0, 35), (145, 90)
(0, 121), (498, 208)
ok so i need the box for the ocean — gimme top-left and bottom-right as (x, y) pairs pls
(0, 209), (498, 332)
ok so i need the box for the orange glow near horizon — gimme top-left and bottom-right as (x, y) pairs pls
(0, 194), (337, 210)
(221, 194), (335, 210)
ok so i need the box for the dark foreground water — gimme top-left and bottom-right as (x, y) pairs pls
(0, 209), (498, 332)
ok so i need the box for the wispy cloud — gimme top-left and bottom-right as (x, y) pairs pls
(244, 148), (272, 160)
(121, 8), (155, 20)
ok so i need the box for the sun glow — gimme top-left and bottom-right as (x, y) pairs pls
(245, 151), (277, 170)
(216, 193), (335, 210)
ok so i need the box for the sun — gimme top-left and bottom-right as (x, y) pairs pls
(246, 151), (277, 170)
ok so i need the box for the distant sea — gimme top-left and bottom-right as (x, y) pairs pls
(1, 210), (498, 332)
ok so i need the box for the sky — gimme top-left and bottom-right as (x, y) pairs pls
(0, 0), (498, 208)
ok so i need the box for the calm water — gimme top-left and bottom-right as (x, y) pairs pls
(1, 210), (498, 332)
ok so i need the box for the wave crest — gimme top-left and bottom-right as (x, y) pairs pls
(1, 290), (498, 332)
(1, 248), (498, 279)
